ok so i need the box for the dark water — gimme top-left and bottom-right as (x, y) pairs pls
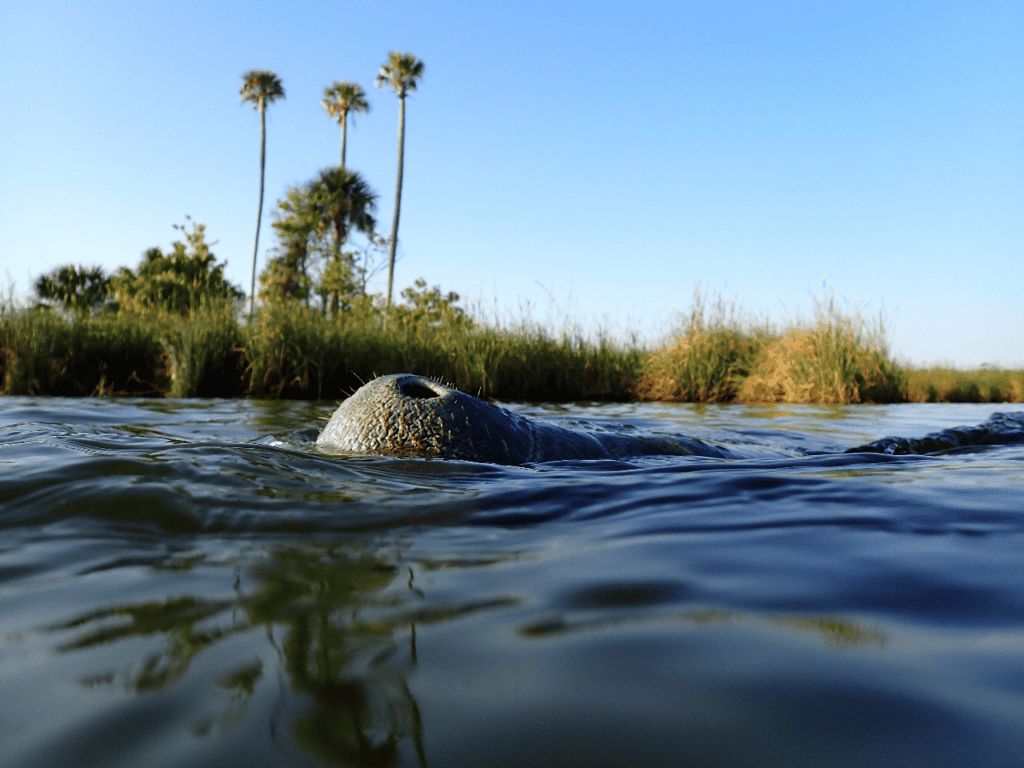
(2, 397), (1023, 768)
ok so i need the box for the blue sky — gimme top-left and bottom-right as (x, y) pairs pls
(3, 1), (1022, 367)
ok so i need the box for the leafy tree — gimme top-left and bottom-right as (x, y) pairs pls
(268, 184), (323, 305)
(258, 254), (311, 306)
(321, 81), (370, 169)
(34, 264), (111, 317)
(240, 68), (286, 321)
(398, 277), (471, 328)
(111, 218), (243, 315)
(375, 50), (425, 307)
(265, 170), (378, 314)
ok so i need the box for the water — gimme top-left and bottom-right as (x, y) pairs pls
(1, 396), (1023, 768)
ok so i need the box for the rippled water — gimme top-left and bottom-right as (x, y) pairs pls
(1, 397), (1023, 767)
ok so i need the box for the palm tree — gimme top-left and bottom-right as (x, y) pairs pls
(321, 81), (370, 169)
(239, 68), (286, 321)
(375, 50), (425, 307)
(309, 167), (378, 314)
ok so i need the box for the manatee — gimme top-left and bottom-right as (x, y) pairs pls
(317, 373), (1024, 465)
(316, 373), (729, 463)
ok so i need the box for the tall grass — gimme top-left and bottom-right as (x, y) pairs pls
(1, 305), (164, 396)
(737, 291), (905, 404)
(1, 287), (1016, 404)
(160, 300), (246, 398)
(242, 299), (644, 401)
(638, 287), (905, 404)
(636, 288), (765, 402)
(904, 366), (1024, 404)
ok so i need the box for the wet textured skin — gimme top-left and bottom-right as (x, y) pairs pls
(317, 373), (1024, 465)
(316, 374), (729, 464)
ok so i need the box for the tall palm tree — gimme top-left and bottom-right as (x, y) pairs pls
(240, 68), (285, 321)
(375, 51), (424, 307)
(321, 81), (370, 169)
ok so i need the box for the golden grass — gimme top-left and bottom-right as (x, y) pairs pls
(736, 292), (905, 404)
(638, 288), (906, 404)
(904, 366), (1024, 404)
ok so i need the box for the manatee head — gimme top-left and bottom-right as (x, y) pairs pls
(316, 374), (543, 464)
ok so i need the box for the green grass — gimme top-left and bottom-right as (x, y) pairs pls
(1, 297), (643, 401)
(1, 289), (1019, 404)
(242, 299), (644, 401)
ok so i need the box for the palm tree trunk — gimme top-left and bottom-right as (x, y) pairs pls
(340, 113), (348, 169)
(249, 102), (267, 322)
(385, 94), (406, 307)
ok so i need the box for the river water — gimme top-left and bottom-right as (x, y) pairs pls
(1, 396), (1023, 767)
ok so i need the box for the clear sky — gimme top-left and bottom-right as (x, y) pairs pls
(3, 0), (1022, 367)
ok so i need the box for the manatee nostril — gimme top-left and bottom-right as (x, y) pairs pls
(399, 381), (440, 399)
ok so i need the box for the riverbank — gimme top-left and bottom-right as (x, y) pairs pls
(1, 296), (1020, 403)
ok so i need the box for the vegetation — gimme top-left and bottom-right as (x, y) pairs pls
(734, 290), (905, 405)
(263, 169), (380, 315)
(636, 287), (1015, 405)
(1, 280), (639, 401)
(321, 81), (371, 169)
(110, 218), (243, 315)
(240, 68), (286, 321)
(903, 366), (1024, 404)
(34, 264), (111, 317)
(5, 271), (1017, 403)
(375, 51), (425, 306)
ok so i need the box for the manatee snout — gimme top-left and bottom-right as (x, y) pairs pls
(316, 373), (541, 463)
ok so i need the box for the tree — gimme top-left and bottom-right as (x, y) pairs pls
(111, 218), (243, 315)
(375, 50), (425, 307)
(239, 68), (285, 321)
(321, 81), (370, 169)
(265, 170), (378, 313)
(34, 264), (111, 317)
(398, 277), (471, 329)
(308, 167), (378, 314)
(267, 184), (323, 306)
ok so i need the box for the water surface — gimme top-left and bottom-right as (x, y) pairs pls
(1, 397), (1022, 767)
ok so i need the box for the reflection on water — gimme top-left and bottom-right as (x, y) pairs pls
(49, 544), (426, 766)
(1, 398), (1023, 767)
(42, 540), (891, 768)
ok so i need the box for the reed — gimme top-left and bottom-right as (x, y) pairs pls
(904, 366), (1024, 404)
(1, 307), (164, 396)
(242, 299), (643, 401)
(635, 288), (765, 402)
(244, 299), (391, 399)
(2, 287), (1015, 404)
(160, 299), (246, 398)
(737, 291), (905, 404)
(637, 288), (905, 404)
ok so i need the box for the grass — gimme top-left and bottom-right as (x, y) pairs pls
(1, 288), (1019, 404)
(904, 366), (1024, 404)
(637, 287), (906, 404)
(0, 296), (644, 401)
